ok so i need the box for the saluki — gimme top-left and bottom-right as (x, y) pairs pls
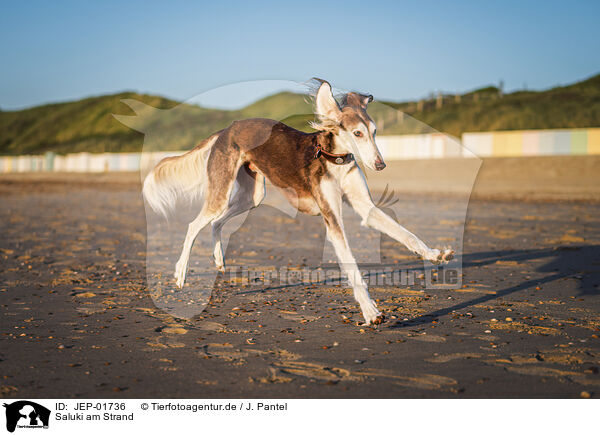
(142, 79), (453, 325)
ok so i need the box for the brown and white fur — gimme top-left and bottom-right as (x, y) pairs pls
(143, 80), (453, 325)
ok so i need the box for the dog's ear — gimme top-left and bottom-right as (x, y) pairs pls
(344, 92), (373, 109)
(315, 80), (342, 123)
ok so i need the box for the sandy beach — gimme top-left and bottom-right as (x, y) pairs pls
(1, 155), (599, 398)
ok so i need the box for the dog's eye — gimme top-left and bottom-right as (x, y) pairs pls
(353, 131), (363, 137)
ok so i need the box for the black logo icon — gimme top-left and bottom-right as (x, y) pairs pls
(3, 401), (50, 433)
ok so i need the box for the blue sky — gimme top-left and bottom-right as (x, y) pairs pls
(1, 0), (599, 110)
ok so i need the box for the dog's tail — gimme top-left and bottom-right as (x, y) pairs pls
(142, 132), (220, 218)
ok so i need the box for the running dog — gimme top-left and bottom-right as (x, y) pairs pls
(143, 79), (453, 325)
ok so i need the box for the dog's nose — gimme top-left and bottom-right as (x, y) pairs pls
(374, 160), (386, 171)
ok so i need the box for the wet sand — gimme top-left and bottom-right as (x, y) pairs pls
(1, 156), (599, 398)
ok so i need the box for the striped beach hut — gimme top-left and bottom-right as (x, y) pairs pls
(463, 127), (600, 157)
(587, 128), (600, 154)
(118, 153), (141, 171)
(44, 152), (55, 171)
(462, 132), (493, 157)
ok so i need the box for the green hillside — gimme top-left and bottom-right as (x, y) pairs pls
(0, 91), (314, 155)
(0, 93), (180, 155)
(0, 73), (598, 155)
(381, 73), (600, 137)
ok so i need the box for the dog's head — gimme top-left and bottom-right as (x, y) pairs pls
(311, 79), (385, 171)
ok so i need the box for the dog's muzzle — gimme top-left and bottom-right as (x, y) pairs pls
(374, 159), (386, 171)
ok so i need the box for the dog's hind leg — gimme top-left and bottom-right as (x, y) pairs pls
(174, 152), (242, 288)
(174, 204), (225, 288)
(174, 206), (218, 288)
(211, 166), (265, 272)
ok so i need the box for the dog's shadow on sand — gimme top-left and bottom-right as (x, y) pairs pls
(232, 243), (600, 328)
(389, 244), (600, 329)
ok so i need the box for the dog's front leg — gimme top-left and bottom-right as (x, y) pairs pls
(342, 166), (453, 263)
(315, 181), (384, 325)
(364, 207), (454, 263)
(324, 216), (384, 325)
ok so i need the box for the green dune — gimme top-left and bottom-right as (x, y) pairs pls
(0, 73), (598, 155)
(383, 72), (600, 137)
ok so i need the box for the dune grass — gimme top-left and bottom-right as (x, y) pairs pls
(0, 74), (598, 155)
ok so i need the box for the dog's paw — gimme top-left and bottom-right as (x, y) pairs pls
(174, 263), (187, 289)
(428, 248), (454, 265)
(370, 314), (385, 325)
(440, 249), (454, 262)
(435, 248), (454, 263)
(362, 301), (384, 326)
